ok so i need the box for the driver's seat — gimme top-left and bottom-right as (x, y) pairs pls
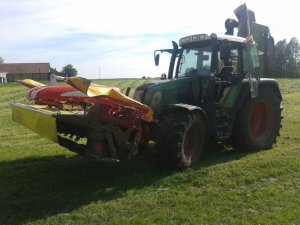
(218, 66), (233, 81)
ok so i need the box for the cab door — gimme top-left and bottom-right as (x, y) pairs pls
(162, 46), (212, 105)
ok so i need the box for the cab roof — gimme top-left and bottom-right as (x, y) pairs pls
(179, 33), (246, 47)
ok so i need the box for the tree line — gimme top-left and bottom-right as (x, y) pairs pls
(274, 37), (300, 78)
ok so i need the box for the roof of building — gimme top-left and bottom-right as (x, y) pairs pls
(0, 63), (50, 74)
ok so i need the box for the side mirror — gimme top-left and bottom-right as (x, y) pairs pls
(160, 73), (167, 80)
(155, 53), (160, 66)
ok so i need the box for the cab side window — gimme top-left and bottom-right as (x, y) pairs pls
(218, 44), (242, 81)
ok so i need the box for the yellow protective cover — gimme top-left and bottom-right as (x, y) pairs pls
(18, 79), (46, 88)
(11, 103), (58, 142)
(67, 76), (154, 122)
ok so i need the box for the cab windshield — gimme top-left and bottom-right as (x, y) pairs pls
(177, 45), (212, 78)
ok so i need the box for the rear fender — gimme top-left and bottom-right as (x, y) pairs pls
(259, 78), (282, 100)
(235, 78), (282, 109)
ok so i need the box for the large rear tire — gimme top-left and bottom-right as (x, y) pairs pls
(231, 86), (282, 151)
(156, 111), (206, 170)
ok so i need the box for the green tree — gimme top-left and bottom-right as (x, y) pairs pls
(274, 39), (287, 77)
(284, 37), (300, 77)
(61, 64), (78, 77)
(0, 57), (4, 64)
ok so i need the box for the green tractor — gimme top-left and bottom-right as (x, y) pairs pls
(133, 4), (282, 169)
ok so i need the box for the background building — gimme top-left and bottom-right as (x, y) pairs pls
(0, 72), (7, 83)
(0, 63), (56, 82)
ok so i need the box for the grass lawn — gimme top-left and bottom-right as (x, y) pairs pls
(0, 78), (299, 225)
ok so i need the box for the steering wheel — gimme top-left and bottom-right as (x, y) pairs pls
(196, 67), (210, 76)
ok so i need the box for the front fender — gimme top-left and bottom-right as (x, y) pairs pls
(164, 103), (208, 123)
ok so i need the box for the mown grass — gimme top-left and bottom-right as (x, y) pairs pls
(0, 78), (299, 225)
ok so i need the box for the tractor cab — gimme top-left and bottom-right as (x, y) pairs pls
(153, 33), (260, 105)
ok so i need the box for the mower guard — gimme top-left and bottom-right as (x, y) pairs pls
(11, 103), (84, 143)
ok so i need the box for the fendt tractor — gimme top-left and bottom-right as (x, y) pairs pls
(12, 4), (282, 170)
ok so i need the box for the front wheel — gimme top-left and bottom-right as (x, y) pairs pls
(230, 86), (282, 151)
(156, 111), (206, 170)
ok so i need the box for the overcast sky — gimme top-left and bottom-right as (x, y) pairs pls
(0, 0), (298, 79)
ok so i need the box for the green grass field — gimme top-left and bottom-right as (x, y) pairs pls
(0, 78), (299, 225)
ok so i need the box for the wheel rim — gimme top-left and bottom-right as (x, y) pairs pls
(250, 100), (275, 140)
(183, 124), (200, 160)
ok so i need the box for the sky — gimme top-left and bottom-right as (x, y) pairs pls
(0, 0), (299, 79)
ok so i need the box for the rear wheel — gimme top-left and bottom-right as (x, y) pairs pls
(231, 86), (282, 150)
(156, 111), (206, 170)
